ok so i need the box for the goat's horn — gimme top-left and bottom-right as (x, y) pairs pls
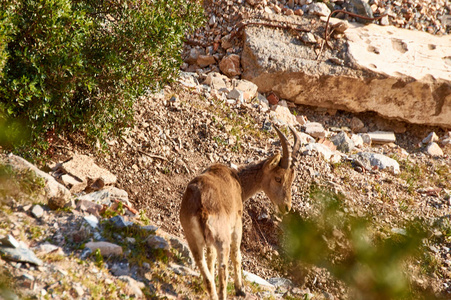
(288, 125), (301, 159)
(274, 125), (292, 169)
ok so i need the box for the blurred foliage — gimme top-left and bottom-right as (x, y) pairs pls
(0, 163), (45, 206)
(283, 185), (435, 300)
(0, 0), (203, 160)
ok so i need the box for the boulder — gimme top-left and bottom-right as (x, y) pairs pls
(3, 154), (71, 200)
(353, 152), (400, 174)
(56, 154), (117, 190)
(241, 13), (451, 128)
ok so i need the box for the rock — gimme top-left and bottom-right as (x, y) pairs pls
(347, 134), (362, 150)
(219, 54), (241, 77)
(233, 79), (258, 101)
(169, 262), (199, 276)
(359, 133), (372, 145)
(305, 143), (334, 162)
(76, 200), (103, 215)
(118, 276), (145, 298)
(31, 205), (44, 218)
(34, 243), (61, 255)
(197, 54), (216, 67)
(241, 15), (451, 128)
(84, 215), (99, 228)
(0, 235), (21, 248)
(71, 283), (85, 297)
(243, 270), (275, 290)
(47, 196), (67, 210)
(59, 173), (86, 193)
(304, 122), (326, 139)
(268, 277), (293, 288)
(349, 0), (374, 22)
(109, 215), (134, 229)
(367, 131), (396, 144)
(442, 133), (451, 146)
(270, 105), (298, 126)
(3, 154), (71, 200)
(330, 131), (355, 153)
(85, 241), (123, 256)
(111, 262), (130, 276)
(350, 117), (365, 133)
(353, 152), (400, 174)
(57, 154), (117, 190)
(425, 142), (444, 157)
(267, 93), (279, 105)
(18, 273), (35, 289)
(301, 32), (317, 44)
(146, 235), (170, 251)
(227, 88), (244, 102)
(307, 2), (331, 17)
(167, 234), (194, 267)
(77, 186), (131, 207)
(422, 132), (440, 144)
(204, 72), (231, 90)
(184, 47), (200, 65)
(0, 242), (43, 266)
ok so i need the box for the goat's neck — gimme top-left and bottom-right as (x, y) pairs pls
(237, 159), (266, 201)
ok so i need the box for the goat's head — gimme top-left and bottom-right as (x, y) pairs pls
(261, 125), (301, 215)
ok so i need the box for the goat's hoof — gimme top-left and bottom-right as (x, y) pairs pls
(235, 289), (246, 297)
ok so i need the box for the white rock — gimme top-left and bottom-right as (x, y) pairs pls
(351, 134), (364, 148)
(425, 142), (444, 157)
(367, 131), (396, 143)
(31, 205), (44, 219)
(422, 132), (439, 144)
(233, 79), (258, 101)
(305, 143), (333, 161)
(118, 276), (145, 298)
(308, 2), (331, 16)
(85, 241), (123, 256)
(354, 152), (400, 174)
(204, 72), (231, 90)
(243, 270), (275, 290)
(304, 122), (326, 138)
(269, 105), (297, 126)
(83, 215), (99, 228)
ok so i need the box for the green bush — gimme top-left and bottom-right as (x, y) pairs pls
(282, 186), (435, 300)
(0, 0), (203, 157)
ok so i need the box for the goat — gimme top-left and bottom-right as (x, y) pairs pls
(179, 125), (300, 300)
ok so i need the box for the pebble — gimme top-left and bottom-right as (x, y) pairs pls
(31, 205), (44, 219)
(425, 142), (444, 157)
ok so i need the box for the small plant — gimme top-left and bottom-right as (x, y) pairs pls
(93, 248), (104, 268)
(139, 209), (151, 226)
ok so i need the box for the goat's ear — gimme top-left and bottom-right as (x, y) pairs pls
(264, 153), (281, 171)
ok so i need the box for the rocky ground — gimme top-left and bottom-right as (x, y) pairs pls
(1, 1), (451, 299)
(1, 71), (451, 299)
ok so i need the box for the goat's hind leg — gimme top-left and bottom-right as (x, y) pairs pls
(216, 242), (230, 300)
(206, 243), (217, 279)
(231, 223), (246, 297)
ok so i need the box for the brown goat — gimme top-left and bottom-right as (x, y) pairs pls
(179, 125), (300, 300)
